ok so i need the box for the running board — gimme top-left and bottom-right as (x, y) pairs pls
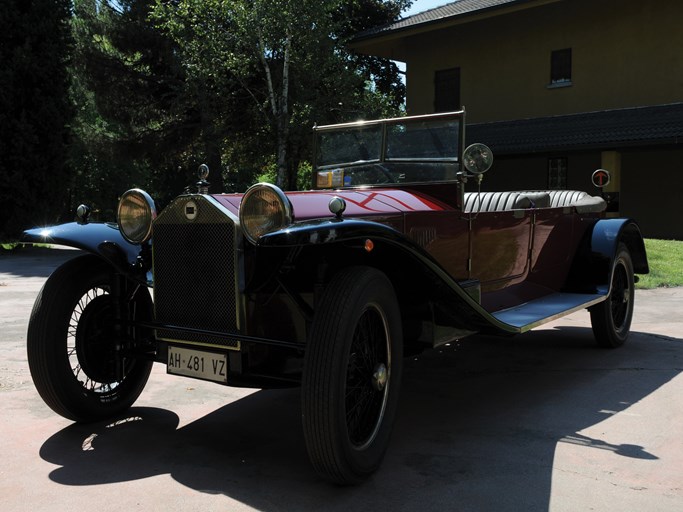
(492, 292), (607, 333)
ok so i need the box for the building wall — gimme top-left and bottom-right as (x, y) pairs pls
(353, 0), (683, 239)
(401, 0), (683, 122)
(477, 148), (683, 240)
(479, 152), (601, 193)
(621, 148), (683, 240)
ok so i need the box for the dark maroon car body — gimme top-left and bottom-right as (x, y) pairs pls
(22, 110), (648, 484)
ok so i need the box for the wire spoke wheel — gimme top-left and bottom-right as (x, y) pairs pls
(590, 243), (635, 348)
(345, 305), (390, 450)
(68, 286), (133, 397)
(302, 267), (403, 485)
(609, 262), (630, 332)
(27, 255), (153, 422)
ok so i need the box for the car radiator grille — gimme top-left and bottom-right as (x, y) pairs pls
(152, 195), (241, 349)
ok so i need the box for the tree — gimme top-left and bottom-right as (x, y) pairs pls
(66, 0), (411, 210)
(70, 0), (227, 213)
(336, 0), (410, 111)
(153, 0), (411, 190)
(0, 0), (73, 240)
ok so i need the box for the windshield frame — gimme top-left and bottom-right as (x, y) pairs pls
(312, 110), (466, 189)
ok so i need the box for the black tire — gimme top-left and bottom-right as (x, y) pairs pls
(302, 266), (403, 485)
(27, 255), (153, 422)
(590, 244), (635, 348)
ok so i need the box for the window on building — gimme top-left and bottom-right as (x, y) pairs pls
(434, 67), (460, 112)
(548, 157), (568, 189)
(550, 48), (572, 85)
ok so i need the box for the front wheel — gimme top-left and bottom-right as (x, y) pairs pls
(590, 244), (635, 348)
(302, 267), (403, 485)
(27, 255), (154, 422)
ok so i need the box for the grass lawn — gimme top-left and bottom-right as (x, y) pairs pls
(1, 242), (51, 251)
(637, 239), (683, 289)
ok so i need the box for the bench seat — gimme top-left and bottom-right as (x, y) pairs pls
(464, 190), (606, 213)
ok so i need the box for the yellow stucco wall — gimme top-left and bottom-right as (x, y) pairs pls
(377, 0), (683, 122)
(352, 0), (683, 238)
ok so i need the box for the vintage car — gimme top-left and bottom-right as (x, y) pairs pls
(23, 110), (648, 485)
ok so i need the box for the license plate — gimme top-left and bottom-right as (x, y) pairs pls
(167, 346), (228, 383)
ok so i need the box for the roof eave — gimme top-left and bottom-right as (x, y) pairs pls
(350, 0), (563, 52)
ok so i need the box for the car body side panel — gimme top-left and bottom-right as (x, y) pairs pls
(257, 217), (560, 336)
(470, 211), (532, 291)
(254, 215), (623, 338)
(528, 208), (577, 290)
(405, 211), (470, 280)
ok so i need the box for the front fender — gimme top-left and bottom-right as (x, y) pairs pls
(21, 222), (149, 283)
(258, 218), (521, 336)
(257, 218), (403, 247)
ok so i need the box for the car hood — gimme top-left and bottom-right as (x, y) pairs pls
(212, 189), (449, 222)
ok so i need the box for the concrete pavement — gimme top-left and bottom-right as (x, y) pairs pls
(1, 246), (681, 511)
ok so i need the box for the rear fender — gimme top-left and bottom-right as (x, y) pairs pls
(590, 218), (649, 278)
(566, 218), (648, 293)
(21, 222), (149, 284)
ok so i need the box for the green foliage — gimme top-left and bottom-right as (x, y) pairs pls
(1, 0), (409, 238)
(69, 0), (208, 215)
(1, 243), (52, 252)
(151, 0), (408, 190)
(335, 0), (412, 111)
(636, 239), (683, 289)
(0, 0), (73, 241)
(256, 161), (313, 191)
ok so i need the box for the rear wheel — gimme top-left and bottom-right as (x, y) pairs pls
(27, 255), (153, 422)
(590, 244), (635, 348)
(302, 267), (403, 485)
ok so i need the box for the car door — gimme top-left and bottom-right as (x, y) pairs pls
(469, 209), (533, 292)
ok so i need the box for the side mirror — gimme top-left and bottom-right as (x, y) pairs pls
(463, 143), (494, 175)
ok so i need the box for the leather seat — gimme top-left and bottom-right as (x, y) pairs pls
(464, 190), (597, 212)
(517, 190), (590, 208)
(547, 190), (588, 207)
(464, 192), (523, 212)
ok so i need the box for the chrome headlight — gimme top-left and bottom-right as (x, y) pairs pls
(117, 189), (157, 244)
(239, 183), (292, 244)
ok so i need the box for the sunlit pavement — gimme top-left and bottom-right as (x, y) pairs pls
(1, 247), (681, 512)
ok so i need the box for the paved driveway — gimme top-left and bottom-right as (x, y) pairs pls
(1, 247), (682, 512)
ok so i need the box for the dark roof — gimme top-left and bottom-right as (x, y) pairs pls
(353, 0), (529, 42)
(466, 103), (683, 154)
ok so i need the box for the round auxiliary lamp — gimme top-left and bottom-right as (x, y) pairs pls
(463, 143), (494, 182)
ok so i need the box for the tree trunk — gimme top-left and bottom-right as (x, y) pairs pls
(260, 30), (291, 190)
(198, 86), (225, 193)
(278, 31), (292, 189)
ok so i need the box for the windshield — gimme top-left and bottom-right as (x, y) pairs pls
(313, 111), (463, 189)
(316, 125), (383, 168)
